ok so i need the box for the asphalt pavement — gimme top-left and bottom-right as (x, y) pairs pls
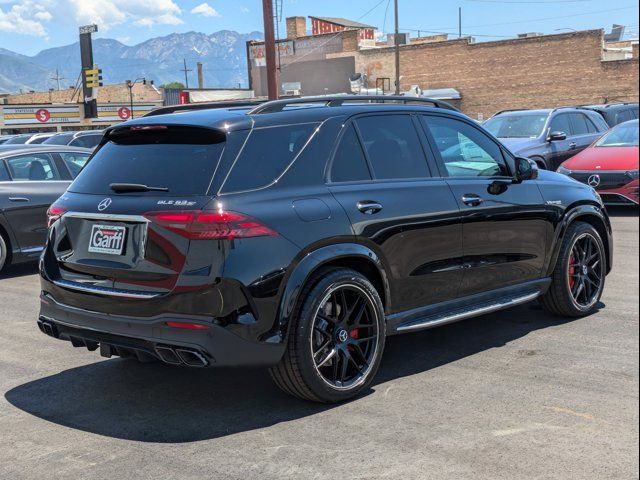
(0, 207), (638, 480)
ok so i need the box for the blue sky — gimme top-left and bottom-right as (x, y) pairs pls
(1, 0), (638, 56)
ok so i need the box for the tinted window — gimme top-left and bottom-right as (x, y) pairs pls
(59, 152), (91, 178)
(549, 114), (572, 136)
(4, 135), (31, 144)
(5, 154), (60, 181)
(222, 123), (318, 193)
(355, 115), (429, 180)
(423, 115), (509, 177)
(71, 134), (101, 149)
(570, 113), (592, 135)
(331, 125), (371, 182)
(70, 126), (225, 195)
(615, 110), (633, 125)
(0, 161), (9, 181)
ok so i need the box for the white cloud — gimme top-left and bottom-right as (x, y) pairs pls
(0, 1), (52, 37)
(240, 7), (249, 14)
(190, 3), (220, 18)
(69, 0), (183, 30)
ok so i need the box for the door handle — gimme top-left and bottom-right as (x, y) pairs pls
(461, 194), (483, 207)
(9, 197), (30, 202)
(357, 201), (383, 215)
(569, 142), (577, 149)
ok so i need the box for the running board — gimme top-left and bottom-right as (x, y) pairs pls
(395, 291), (540, 333)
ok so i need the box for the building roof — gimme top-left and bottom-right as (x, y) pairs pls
(3, 83), (162, 105)
(309, 17), (375, 30)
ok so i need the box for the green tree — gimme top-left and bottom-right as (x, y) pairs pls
(159, 82), (185, 90)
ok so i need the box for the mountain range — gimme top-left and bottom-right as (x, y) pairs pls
(0, 30), (263, 94)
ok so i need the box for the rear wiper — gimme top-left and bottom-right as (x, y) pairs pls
(109, 183), (169, 193)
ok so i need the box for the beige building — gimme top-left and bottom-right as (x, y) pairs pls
(0, 83), (164, 134)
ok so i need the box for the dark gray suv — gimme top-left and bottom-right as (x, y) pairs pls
(484, 107), (609, 171)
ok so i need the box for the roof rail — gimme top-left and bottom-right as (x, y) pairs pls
(144, 99), (266, 117)
(247, 95), (459, 115)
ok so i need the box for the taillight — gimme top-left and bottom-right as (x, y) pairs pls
(143, 210), (277, 240)
(46, 204), (67, 228)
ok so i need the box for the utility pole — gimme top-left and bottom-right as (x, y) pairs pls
(180, 59), (192, 89)
(262, 0), (279, 100)
(51, 69), (67, 90)
(394, 0), (400, 95)
(197, 62), (204, 89)
(459, 7), (462, 38)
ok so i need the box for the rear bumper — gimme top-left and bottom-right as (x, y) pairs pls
(38, 291), (285, 367)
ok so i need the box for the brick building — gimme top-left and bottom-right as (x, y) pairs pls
(247, 17), (639, 119)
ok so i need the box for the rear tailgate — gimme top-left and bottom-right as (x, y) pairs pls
(47, 125), (227, 297)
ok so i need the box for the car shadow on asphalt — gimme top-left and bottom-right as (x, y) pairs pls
(0, 262), (39, 279)
(606, 205), (639, 217)
(5, 300), (600, 443)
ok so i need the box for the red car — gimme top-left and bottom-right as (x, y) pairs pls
(557, 119), (639, 205)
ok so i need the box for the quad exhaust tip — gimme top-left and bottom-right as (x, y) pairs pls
(155, 345), (208, 367)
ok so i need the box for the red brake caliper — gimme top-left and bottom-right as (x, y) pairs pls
(348, 328), (359, 353)
(568, 252), (576, 289)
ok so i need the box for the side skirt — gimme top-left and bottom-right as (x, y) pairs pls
(386, 278), (551, 335)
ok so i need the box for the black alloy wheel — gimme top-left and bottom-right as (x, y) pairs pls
(270, 268), (385, 403)
(541, 221), (606, 317)
(311, 284), (380, 390)
(567, 232), (604, 308)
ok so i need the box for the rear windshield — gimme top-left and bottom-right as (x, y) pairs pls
(69, 126), (225, 196)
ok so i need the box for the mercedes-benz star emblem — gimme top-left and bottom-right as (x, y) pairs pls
(587, 174), (601, 188)
(98, 198), (112, 211)
(337, 329), (348, 343)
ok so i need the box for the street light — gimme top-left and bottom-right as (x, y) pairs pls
(125, 77), (146, 119)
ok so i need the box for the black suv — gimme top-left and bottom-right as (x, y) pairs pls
(582, 103), (639, 127)
(484, 107), (610, 171)
(38, 96), (612, 403)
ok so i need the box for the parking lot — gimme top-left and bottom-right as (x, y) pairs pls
(0, 208), (637, 480)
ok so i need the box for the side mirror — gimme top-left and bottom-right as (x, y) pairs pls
(548, 131), (567, 142)
(515, 157), (538, 182)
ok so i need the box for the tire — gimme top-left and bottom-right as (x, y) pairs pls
(270, 268), (386, 403)
(540, 221), (606, 317)
(0, 232), (9, 274)
(530, 156), (548, 170)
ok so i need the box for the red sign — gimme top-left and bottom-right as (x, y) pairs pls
(117, 107), (131, 120)
(35, 108), (50, 123)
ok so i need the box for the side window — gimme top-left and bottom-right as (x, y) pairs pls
(5, 154), (60, 181)
(584, 115), (599, 133)
(570, 113), (592, 136)
(422, 115), (509, 178)
(0, 161), (9, 181)
(71, 135), (101, 149)
(549, 114), (572, 136)
(330, 124), (372, 182)
(59, 152), (90, 178)
(615, 110), (632, 125)
(355, 115), (430, 180)
(222, 123), (318, 193)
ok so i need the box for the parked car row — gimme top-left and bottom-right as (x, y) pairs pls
(484, 103), (639, 205)
(0, 130), (104, 150)
(0, 145), (92, 272)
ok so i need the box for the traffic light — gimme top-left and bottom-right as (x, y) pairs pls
(83, 67), (103, 88)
